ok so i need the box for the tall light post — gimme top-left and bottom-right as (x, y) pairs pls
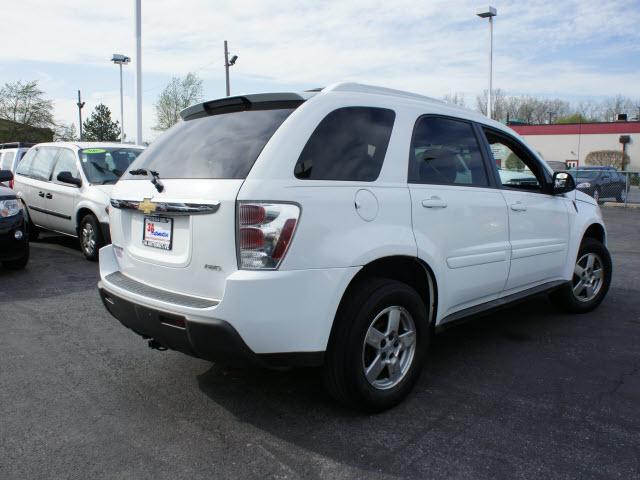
(134, 0), (143, 145)
(224, 40), (238, 97)
(76, 90), (85, 141)
(111, 54), (130, 143)
(476, 6), (497, 119)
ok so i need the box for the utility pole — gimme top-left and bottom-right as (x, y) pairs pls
(76, 90), (85, 141)
(224, 40), (231, 97)
(223, 40), (238, 97)
(134, 0), (143, 145)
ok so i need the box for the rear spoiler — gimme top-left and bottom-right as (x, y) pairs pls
(180, 93), (306, 121)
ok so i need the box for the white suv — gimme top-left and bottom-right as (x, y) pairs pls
(13, 142), (145, 260)
(98, 84), (611, 411)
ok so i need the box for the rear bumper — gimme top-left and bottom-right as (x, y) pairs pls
(98, 287), (323, 367)
(98, 244), (359, 366)
(0, 213), (28, 260)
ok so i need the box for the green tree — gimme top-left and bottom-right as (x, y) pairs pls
(83, 104), (120, 141)
(53, 123), (77, 141)
(505, 152), (525, 171)
(585, 150), (630, 170)
(0, 80), (55, 138)
(555, 113), (591, 124)
(154, 72), (203, 131)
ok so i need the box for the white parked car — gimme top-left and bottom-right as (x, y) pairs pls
(0, 142), (35, 187)
(98, 84), (611, 411)
(13, 142), (145, 260)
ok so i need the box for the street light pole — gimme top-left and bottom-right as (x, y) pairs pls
(76, 90), (85, 141)
(111, 54), (130, 143)
(477, 6), (497, 120)
(134, 0), (143, 145)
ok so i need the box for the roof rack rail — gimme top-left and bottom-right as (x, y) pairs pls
(322, 82), (445, 104)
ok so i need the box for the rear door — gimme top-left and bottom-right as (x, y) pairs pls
(408, 116), (510, 318)
(46, 148), (81, 234)
(109, 104), (300, 301)
(481, 127), (570, 291)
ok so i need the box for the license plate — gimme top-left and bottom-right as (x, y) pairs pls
(143, 216), (173, 250)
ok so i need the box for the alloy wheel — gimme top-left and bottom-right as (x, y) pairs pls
(572, 252), (603, 302)
(362, 306), (417, 390)
(81, 223), (96, 256)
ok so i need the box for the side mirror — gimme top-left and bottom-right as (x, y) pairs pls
(551, 171), (575, 195)
(57, 171), (82, 187)
(0, 169), (13, 183)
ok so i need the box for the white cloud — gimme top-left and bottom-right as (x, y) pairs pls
(1, 0), (639, 139)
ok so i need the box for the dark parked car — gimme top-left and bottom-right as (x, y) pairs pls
(569, 166), (629, 203)
(0, 170), (29, 269)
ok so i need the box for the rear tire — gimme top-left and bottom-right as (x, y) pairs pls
(323, 277), (430, 412)
(616, 187), (627, 203)
(79, 214), (103, 261)
(550, 238), (611, 313)
(592, 188), (601, 204)
(2, 243), (29, 270)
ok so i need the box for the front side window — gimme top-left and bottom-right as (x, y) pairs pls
(294, 107), (395, 181)
(52, 149), (81, 184)
(409, 116), (489, 187)
(483, 129), (545, 191)
(30, 147), (59, 181)
(80, 147), (143, 184)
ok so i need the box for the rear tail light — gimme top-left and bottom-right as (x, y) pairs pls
(237, 202), (300, 270)
(9, 179), (14, 189)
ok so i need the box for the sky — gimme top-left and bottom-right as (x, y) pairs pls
(1, 0), (639, 142)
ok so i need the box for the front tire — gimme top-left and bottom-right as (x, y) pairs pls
(323, 278), (430, 412)
(79, 214), (103, 261)
(550, 238), (611, 313)
(592, 188), (601, 204)
(616, 187), (627, 203)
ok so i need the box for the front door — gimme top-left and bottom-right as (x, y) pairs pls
(481, 127), (571, 291)
(45, 148), (80, 234)
(408, 116), (510, 320)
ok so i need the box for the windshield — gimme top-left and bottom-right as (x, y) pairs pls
(124, 108), (296, 180)
(80, 147), (143, 184)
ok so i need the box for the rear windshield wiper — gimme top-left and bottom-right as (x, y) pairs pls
(129, 168), (165, 193)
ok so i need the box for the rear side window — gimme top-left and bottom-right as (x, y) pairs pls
(409, 116), (489, 187)
(294, 107), (395, 181)
(1, 151), (15, 170)
(125, 108), (296, 180)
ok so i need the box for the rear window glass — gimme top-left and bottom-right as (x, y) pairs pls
(294, 107), (395, 181)
(125, 108), (296, 180)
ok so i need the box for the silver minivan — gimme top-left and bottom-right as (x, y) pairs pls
(13, 142), (144, 260)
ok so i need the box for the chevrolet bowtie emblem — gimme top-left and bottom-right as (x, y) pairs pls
(138, 198), (156, 215)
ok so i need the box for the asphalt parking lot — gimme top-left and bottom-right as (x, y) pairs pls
(1, 207), (639, 480)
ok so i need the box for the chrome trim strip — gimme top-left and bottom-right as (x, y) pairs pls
(110, 198), (220, 215)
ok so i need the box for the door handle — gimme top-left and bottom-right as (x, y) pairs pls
(422, 196), (447, 209)
(510, 201), (527, 212)
(45, 193), (53, 199)
(38, 191), (45, 197)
